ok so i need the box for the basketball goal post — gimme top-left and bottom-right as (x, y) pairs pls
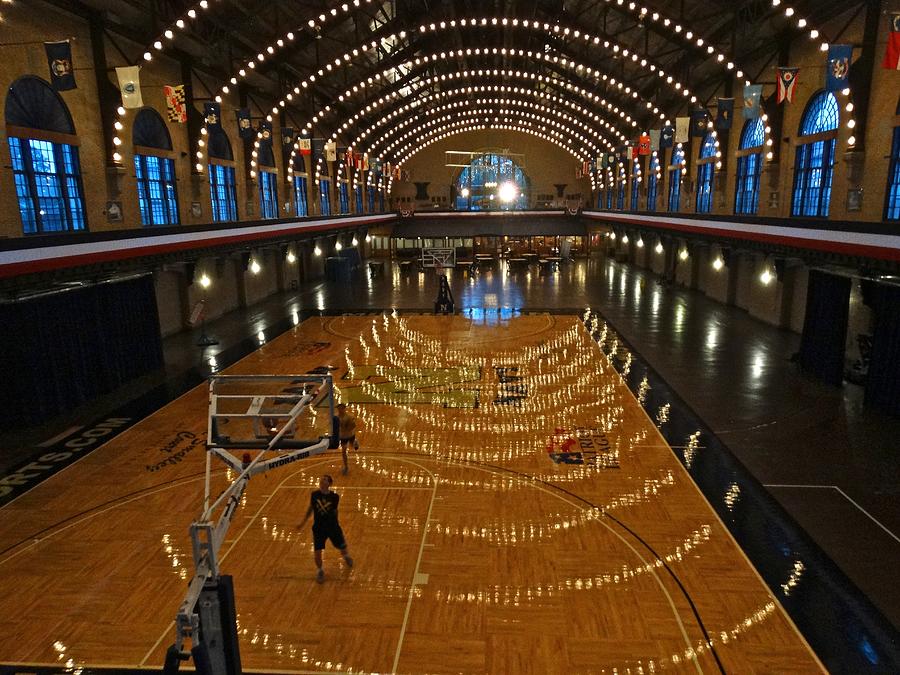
(164, 374), (337, 675)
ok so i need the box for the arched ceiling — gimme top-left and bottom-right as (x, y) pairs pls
(84, 0), (861, 170)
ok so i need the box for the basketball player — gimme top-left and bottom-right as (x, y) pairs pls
(336, 402), (359, 475)
(297, 474), (353, 583)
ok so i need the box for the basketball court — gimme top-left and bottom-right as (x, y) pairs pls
(0, 313), (823, 673)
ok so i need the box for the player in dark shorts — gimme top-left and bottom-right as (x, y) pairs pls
(297, 474), (353, 583)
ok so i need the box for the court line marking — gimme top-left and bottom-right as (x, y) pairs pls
(378, 453), (702, 675)
(764, 484), (900, 545)
(0, 473), (213, 568)
(391, 458), (439, 675)
(586, 322), (827, 674)
(139, 457), (332, 667)
(0, 662), (342, 675)
(278, 485), (433, 491)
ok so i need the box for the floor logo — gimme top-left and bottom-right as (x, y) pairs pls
(546, 426), (619, 467)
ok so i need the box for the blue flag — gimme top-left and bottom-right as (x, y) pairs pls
(690, 109), (710, 137)
(660, 125), (674, 149)
(716, 98), (734, 129)
(257, 121), (273, 144)
(826, 44), (852, 91)
(742, 85), (763, 119)
(236, 108), (253, 139)
(203, 102), (221, 130)
(45, 41), (76, 91)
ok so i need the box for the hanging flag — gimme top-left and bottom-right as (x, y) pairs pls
(298, 135), (311, 156)
(257, 121), (273, 144)
(716, 98), (734, 129)
(281, 127), (294, 146)
(362, 153), (370, 171)
(638, 133), (651, 155)
(575, 165), (583, 180)
(45, 41), (76, 91)
(675, 117), (690, 143)
(882, 13), (900, 70)
(775, 68), (800, 104)
(325, 141), (336, 162)
(164, 85), (187, 123)
(659, 126), (674, 149)
(690, 109), (710, 137)
(203, 102), (221, 130)
(742, 84), (763, 118)
(236, 108), (253, 139)
(826, 44), (852, 91)
(649, 129), (661, 150)
(115, 66), (143, 109)
(312, 138), (325, 161)
(630, 146), (640, 160)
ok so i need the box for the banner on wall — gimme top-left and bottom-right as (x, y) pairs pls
(742, 84), (762, 118)
(115, 66), (143, 109)
(257, 121), (273, 144)
(883, 13), (900, 69)
(716, 98), (734, 129)
(825, 44), (852, 91)
(675, 117), (689, 143)
(236, 108), (253, 139)
(325, 141), (336, 162)
(281, 127), (294, 146)
(164, 85), (187, 123)
(659, 126), (674, 148)
(45, 41), (76, 91)
(638, 134), (651, 155)
(298, 135), (312, 156)
(690, 109), (710, 137)
(776, 68), (800, 103)
(203, 102), (221, 129)
(649, 129), (661, 150)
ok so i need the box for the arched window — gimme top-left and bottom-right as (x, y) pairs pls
(668, 145), (685, 212)
(355, 184), (364, 213)
(319, 162), (332, 216)
(258, 141), (278, 219)
(630, 159), (641, 211)
(207, 128), (237, 222)
(292, 154), (308, 217)
(616, 163), (626, 210)
(886, 125), (900, 221)
(455, 152), (528, 210)
(368, 183), (377, 212)
(646, 153), (660, 212)
(132, 108), (178, 226)
(338, 180), (350, 214)
(605, 185), (613, 209)
(695, 133), (717, 213)
(735, 118), (764, 215)
(792, 91), (839, 217)
(5, 76), (86, 234)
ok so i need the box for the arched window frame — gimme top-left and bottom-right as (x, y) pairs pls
(454, 152), (529, 211)
(207, 128), (238, 222)
(292, 154), (309, 217)
(646, 153), (660, 212)
(695, 133), (717, 214)
(132, 108), (179, 226)
(355, 183), (364, 213)
(5, 76), (86, 234)
(791, 90), (839, 217)
(734, 118), (765, 215)
(338, 179), (350, 214)
(668, 146), (686, 212)
(885, 101), (900, 220)
(257, 140), (279, 219)
(630, 159), (641, 211)
(616, 162), (626, 210)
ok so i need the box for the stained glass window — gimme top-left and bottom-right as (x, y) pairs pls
(735, 118), (764, 215)
(455, 153), (528, 210)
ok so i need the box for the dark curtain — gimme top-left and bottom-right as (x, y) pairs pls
(864, 283), (900, 416)
(799, 269), (850, 386)
(0, 275), (164, 428)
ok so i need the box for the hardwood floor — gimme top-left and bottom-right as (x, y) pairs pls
(0, 313), (823, 673)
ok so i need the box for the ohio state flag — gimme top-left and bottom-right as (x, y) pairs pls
(883, 13), (900, 70)
(776, 68), (799, 104)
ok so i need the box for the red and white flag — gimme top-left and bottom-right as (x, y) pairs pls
(298, 137), (311, 156)
(776, 67), (799, 104)
(883, 13), (900, 70)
